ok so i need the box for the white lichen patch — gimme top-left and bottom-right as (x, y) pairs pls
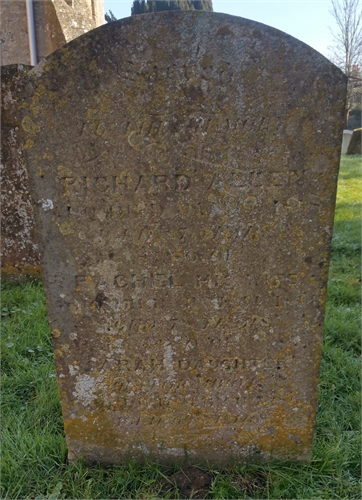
(69, 364), (79, 376)
(110, 338), (124, 355)
(73, 374), (104, 407)
(163, 342), (176, 380)
(40, 198), (54, 211)
(211, 298), (220, 309)
(162, 447), (196, 457)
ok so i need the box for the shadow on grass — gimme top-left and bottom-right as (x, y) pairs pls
(334, 201), (362, 214)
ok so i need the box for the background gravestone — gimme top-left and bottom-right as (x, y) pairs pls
(346, 128), (361, 154)
(341, 129), (353, 154)
(1, 64), (41, 280)
(20, 12), (346, 464)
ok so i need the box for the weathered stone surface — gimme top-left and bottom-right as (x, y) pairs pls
(0, 0), (104, 66)
(20, 12), (346, 464)
(346, 128), (361, 154)
(1, 65), (41, 280)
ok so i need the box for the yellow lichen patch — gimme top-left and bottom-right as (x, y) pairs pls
(54, 344), (70, 358)
(20, 264), (42, 279)
(23, 138), (34, 150)
(86, 108), (98, 121)
(57, 164), (74, 178)
(200, 228), (214, 240)
(135, 201), (146, 213)
(170, 249), (184, 262)
(30, 103), (41, 117)
(70, 301), (82, 315)
(29, 85), (48, 117)
(21, 115), (41, 135)
(249, 232), (260, 243)
(287, 197), (301, 212)
(55, 99), (67, 110)
(59, 221), (76, 235)
(127, 130), (143, 149)
(65, 415), (123, 449)
(292, 226), (304, 242)
(269, 276), (280, 288)
(1, 262), (21, 279)
(51, 328), (62, 338)
(254, 404), (313, 457)
(36, 166), (45, 177)
(243, 196), (257, 210)
(96, 123), (107, 137)
(116, 170), (133, 190)
(1, 261), (41, 281)
(179, 203), (197, 217)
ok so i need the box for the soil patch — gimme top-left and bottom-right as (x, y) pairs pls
(161, 467), (213, 498)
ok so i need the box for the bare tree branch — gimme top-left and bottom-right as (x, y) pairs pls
(328, 0), (362, 127)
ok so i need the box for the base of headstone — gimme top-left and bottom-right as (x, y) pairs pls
(65, 438), (312, 465)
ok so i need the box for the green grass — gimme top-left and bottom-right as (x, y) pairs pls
(1, 155), (361, 499)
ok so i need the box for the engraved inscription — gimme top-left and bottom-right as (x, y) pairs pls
(57, 170), (304, 200)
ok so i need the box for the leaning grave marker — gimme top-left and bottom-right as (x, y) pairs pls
(20, 12), (346, 464)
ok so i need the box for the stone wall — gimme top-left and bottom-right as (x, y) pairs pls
(0, 0), (105, 65)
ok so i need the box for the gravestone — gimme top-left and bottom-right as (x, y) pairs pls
(1, 65), (41, 280)
(346, 128), (362, 154)
(20, 12), (346, 464)
(341, 129), (353, 154)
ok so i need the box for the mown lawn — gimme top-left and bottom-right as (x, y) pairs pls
(1, 155), (361, 499)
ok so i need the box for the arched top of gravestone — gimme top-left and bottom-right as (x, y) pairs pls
(21, 11), (346, 185)
(23, 11), (345, 93)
